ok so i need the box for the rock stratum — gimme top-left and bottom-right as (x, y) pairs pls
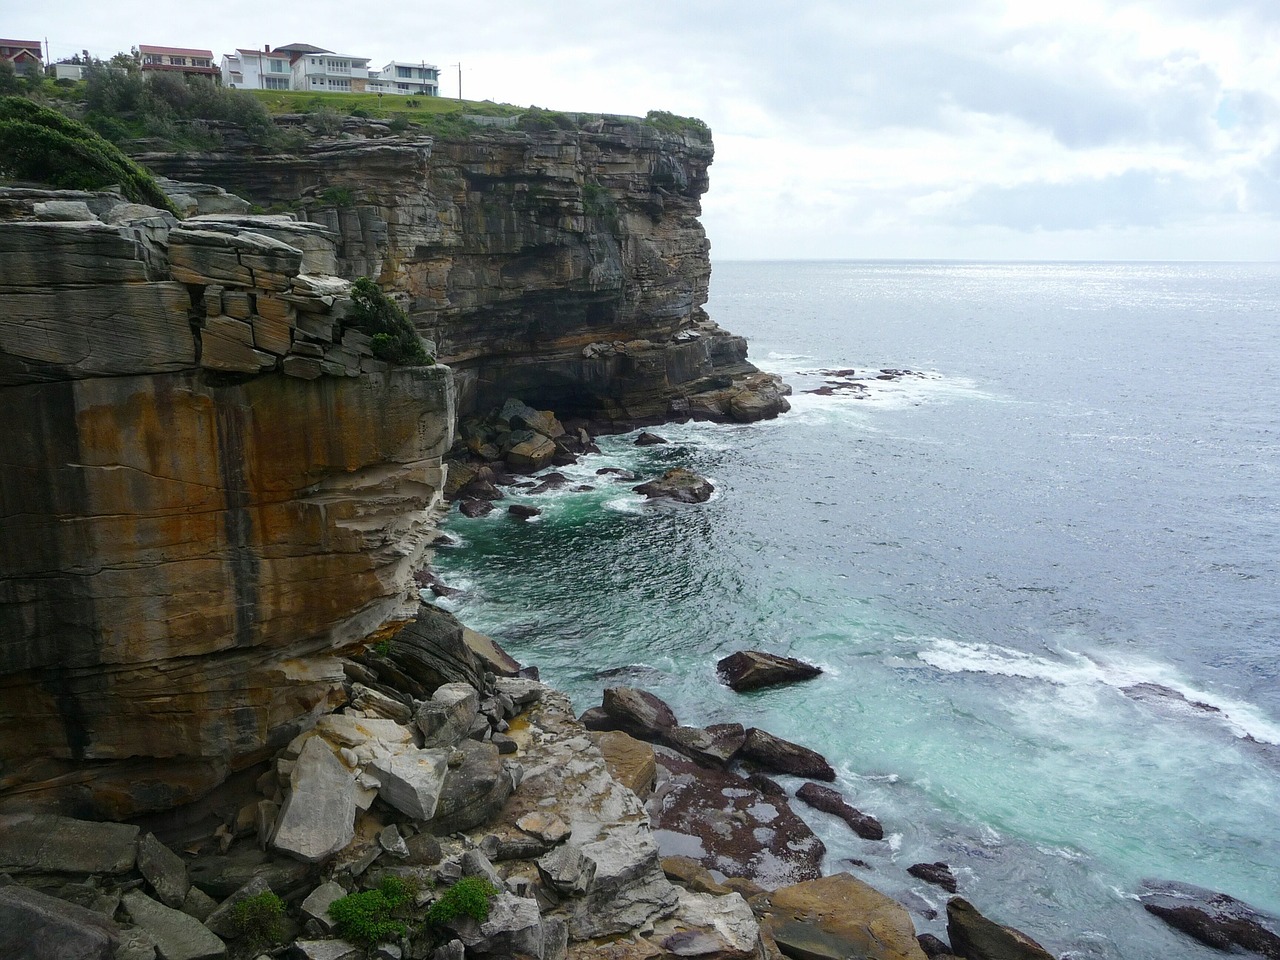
(137, 117), (790, 424)
(0, 188), (454, 818)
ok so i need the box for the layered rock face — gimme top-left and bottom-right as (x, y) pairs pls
(0, 190), (453, 818)
(139, 119), (790, 423)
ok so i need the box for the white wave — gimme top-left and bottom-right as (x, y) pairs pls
(604, 495), (646, 514)
(916, 637), (1280, 746)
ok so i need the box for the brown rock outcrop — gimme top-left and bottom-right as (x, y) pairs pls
(761, 873), (928, 960)
(138, 119), (790, 424)
(0, 192), (453, 818)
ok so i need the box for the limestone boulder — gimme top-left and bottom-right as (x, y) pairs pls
(763, 874), (927, 960)
(716, 651), (822, 693)
(945, 898), (1056, 960)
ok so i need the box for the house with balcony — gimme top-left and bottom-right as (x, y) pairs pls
(0, 39), (43, 78)
(139, 45), (219, 80)
(374, 61), (440, 97)
(221, 46), (293, 89)
(273, 43), (371, 93)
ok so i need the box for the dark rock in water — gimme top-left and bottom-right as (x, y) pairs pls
(796, 782), (884, 840)
(507, 504), (541, 520)
(571, 484), (595, 492)
(909, 861), (958, 894)
(917, 933), (955, 958)
(431, 533), (460, 548)
(747, 772), (787, 799)
(635, 431), (668, 446)
(596, 467), (638, 480)
(601, 686), (679, 738)
(805, 385), (838, 396)
(633, 468), (714, 504)
(740, 727), (836, 781)
(946, 897), (1055, 960)
(459, 477), (505, 501)
(716, 650), (822, 692)
(459, 498), (494, 518)
(1122, 682), (1222, 714)
(1140, 880), (1280, 958)
(647, 751), (825, 887)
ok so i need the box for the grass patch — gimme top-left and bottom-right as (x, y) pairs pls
(229, 891), (286, 951)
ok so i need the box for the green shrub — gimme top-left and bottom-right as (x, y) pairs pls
(328, 876), (415, 948)
(643, 110), (711, 140)
(0, 97), (177, 210)
(516, 106), (575, 133)
(318, 186), (354, 207)
(389, 115), (410, 133)
(348, 277), (431, 365)
(310, 106), (343, 136)
(229, 891), (286, 949)
(350, 107), (370, 118)
(425, 877), (499, 928)
(581, 180), (614, 217)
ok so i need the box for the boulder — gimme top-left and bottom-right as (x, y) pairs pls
(389, 604), (485, 691)
(634, 432), (668, 446)
(448, 891), (544, 959)
(459, 498), (494, 518)
(590, 730), (658, 798)
(945, 898), (1055, 960)
(917, 933), (956, 958)
(464, 628), (522, 677)
(1139, 881), (1280, 958)
(601, 687), (679, 740)
(908, 862), (958, 894)
(203, 876), (271, 939)
(716, 651), (822, 692)
(508, 504), (541, 519)
(300, 881), (347, 932)
(661, 723), (743, 768)
(185, 845), (312, 901)
(0, 814), (139, 875)
(270, 736), (358, 864)
(499, 398), (565, 440)
(647, 752), (825, 888)
(764, 874), (927, 960)
(506, 435), (557, 472)
(292, 941), (363, 960)
(656, 889), (760, 959)
(633, 468), (714, 504)
(538, 842), (596, 896)
(121, 890), (226, 960)
(416, 682), (481, 748)
(368, 749), (450, 820)
(796, 783), (884, 840)
(428, 740), (513, 835)
(740, 728), (836, 781)
(0, 886), (119, 960)
(661, 856), (733, 896)
(138, 833), (191, 908)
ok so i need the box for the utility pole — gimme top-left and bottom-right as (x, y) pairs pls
(449, 62), (462, 101)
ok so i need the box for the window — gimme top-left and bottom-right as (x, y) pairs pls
(169, 56), (186, 65)
(270, 59), (286, 73)
(397, 82), (409, 91)
(396, 66), (412, 78)
(264, 76), (288, 89)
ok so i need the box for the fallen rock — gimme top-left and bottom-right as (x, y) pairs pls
(138, 833), (191, 909)
(661, 856), (733, 896)
(507, 435), (557, 472)
(656, 888), (759, 960)
(917, 933), (956, 959)
(740, 727), (836, 781)
(292, 940), (363, 960)
(633, 468), (714, 504)
(185, 845), (312, 901)
(448, 890), (545, 959)
(369, 749), (450, 820)
(508, 504), (541, 519)
(301, 881), (347, 932)
(601, 687), (679, 739)
(270, 736), (358, 864)
(946, 897), (1055, 960)
(428, 740), (513, 835)
(416, 682), (481, 748)
(0, 814), (138, 875)
(459, 498), (494, 518)
(796, 782), (884, 840)
(0, 885), (119, 960)
(203, 876), (271, 939)
(647, 752), (825, 888)
(1139, 880), (1280, 958)
(121, 890), (226, 960)
(764, 873), (927, 960)
(390, 603), (485, 692)
(463, 628), (522, 677)
(661, 723), (744, 768)
(716, 651), (822, 693)
(909, 862), (958, 894)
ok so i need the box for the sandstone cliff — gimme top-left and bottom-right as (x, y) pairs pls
(138, 117), (789, 424)
(0, 189), (453, 818)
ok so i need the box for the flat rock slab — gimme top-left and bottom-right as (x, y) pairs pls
(716, 651), (822, 692)
(0, 814), (139, 874)
(122, 890), (226, 960)
(647, 752), (825, 888)
(0, 886), (120, 960)
(763, 873), (927, 960)
(946, 897), (1055, 960)
(1139, 880), (1280, 958)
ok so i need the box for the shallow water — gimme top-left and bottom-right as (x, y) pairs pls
(435, 261), (1280, 958)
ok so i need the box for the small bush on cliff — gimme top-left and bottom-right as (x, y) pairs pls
(229, 891), (286, 950)
(424, 877), (499, 928)
(644, 109), (711, 140)
(0, 96), (177, 210)
(349, 277), (432, 365)
(318, 185), (354, 207)
(517, 106), (576, 133)
(329, 876), (415, 947)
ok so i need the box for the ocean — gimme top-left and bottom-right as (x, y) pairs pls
(432, 260), (1280, 958)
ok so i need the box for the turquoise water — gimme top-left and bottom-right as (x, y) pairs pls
(434, 261), (1280, 958)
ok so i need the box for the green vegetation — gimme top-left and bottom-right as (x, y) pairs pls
(581, 180), (615, 217)
(349, 277), (432, 366)
(515, 106), (576, 133)
(318, 186), (354, 207)
(0, 96), (177, 210)
(372, 637), (393, 657)
(644, 109), (712, 140)
(424, 877), (499, 928)
(328, 876), (415, 948)
(228, 891), (286, 950)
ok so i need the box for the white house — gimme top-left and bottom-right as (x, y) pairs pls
(280, 44), (372, 93)
(374, 61), (439, 97)
(221, 47), (293, 89)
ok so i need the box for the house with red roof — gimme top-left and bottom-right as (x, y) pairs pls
(138, 45), (219, 80)
(0, 39), (43, 77)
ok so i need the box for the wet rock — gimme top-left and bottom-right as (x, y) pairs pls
(764, 873), (927, 960)
(458, 477), (505, 501)
(601, 687), (679, 739)
(740, 727), (836, 781)
(647, 752), (825, 887)
(909, 862), (958, 894)
(0, 814), (138, 875)
(121, 890), (226, 960)
(796, 783), (884, 841)
(716, 651), (822, 693)
(597, 468), (638, 480)
(635, 432), (668, 446)
(270, 736), (358, 864)
(0, 885), (119, 960)
(459, 498), (494, 518)
(461, 849), (504, 890)
(946, 897), (1055, 960)
(633, 468), (714, 504)
(578, 706), (612, 730)
(508, 504), (541, 519)
(1139, 880), (1280, 958)
(918, 933), (956, 959)
(138, 833), (191, 909)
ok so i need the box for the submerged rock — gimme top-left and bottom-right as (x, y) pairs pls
(633, 468), (714, 504)
(908, 861), (958, 894)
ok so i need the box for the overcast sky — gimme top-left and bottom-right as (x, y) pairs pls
(13, 0), (1280, 260)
